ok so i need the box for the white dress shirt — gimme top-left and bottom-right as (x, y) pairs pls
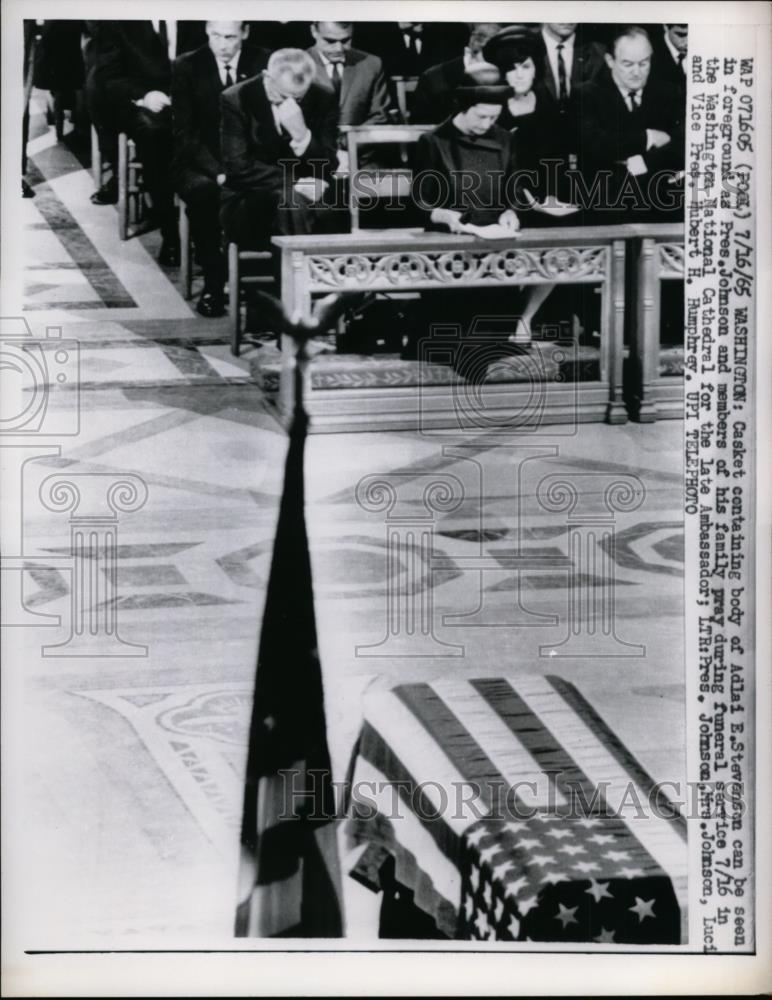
(541, 28), (575, 95)
(215, 53), (241, 88)
(151, 19), (177, 62)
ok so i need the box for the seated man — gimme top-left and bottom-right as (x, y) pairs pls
(219, 48), (339, 251)
(172, 21), (268, 316)
(650, 23), (688, 99)
(91, 20), (206, 263)
(411, 22), (502, 124)
(307, 21), (390, 130)
(411, 84), (554, 346)
(533, 22), (606, 114)
(577, 25), (684, 222)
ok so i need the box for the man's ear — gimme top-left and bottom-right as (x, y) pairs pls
(604, 52), (614, 72)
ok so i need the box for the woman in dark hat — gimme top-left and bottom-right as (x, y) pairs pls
(483, 27), (581, 213)
(410, 82), (554, 347)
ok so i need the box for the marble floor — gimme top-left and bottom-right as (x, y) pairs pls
(8, 102), (686, 948)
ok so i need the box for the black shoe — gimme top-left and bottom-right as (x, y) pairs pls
(22, 179), (35, 198)
(196, 290), (226, 318)
(90, 180), (118, 205)
(158, 238), (181, 268)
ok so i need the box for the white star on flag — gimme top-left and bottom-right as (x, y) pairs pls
(558, 843), (586, 856)
(573, 860), (601, 873)
(503, 875), (529, 898)
(505, 821), (528, 835)
(594, 926), (616, 943)
(492, 860), (514, 880)
(483, 881), (493, 908)
(629, 896), (656, 922)
(470, 865), (480, 891)
(464, 894), (475, 920)
(474, 908), (490, 937)
(603, 849), (631, 862)
(588, 833), (616, 845)
(555, 903), (578, 927)
(585, 879), (613, 903)
(479, 844), (499, 865)
(576, 817), (601, 828)
(530, 854), (557, 866)
(466, 827), (488, 846)
(494, 898), (504, 923)
(546, 828), (573, 840)
(618, 866), (646, 879)
(517, 894), (539, 915)
(542, 871), (569, 885)
(508, 915), (521, 938)
(515, 838), (542, 850)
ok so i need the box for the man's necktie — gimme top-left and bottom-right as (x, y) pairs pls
(556, 42), (568, 103)
(157, 19), (168, 53)
(627, 89), (640, 112)
(677, 51), (686, 74)
(331, 62), (342, 102)
(224, 63), (234, 88)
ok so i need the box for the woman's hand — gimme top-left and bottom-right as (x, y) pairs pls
(430, 208), (464, 232)
(498, 209), (520, 232)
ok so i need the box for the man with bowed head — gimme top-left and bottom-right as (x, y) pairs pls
(219, 48), (338, 251)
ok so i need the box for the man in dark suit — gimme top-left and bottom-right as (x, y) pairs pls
(91, 20), (207, 263)
(534, 23), (606, 114)
(411, 23), (502, 124)
(353, 22), (468, 78)
(219, 48), (339, 251)
(650, 24), (688, 99)
(172, 22), (268, 316)
(308, 22), (390, 129)
(577, 25), (684, 222)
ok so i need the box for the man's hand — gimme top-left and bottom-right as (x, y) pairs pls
(139, 90), (171, 114)
(293, 178), (329, 204)
(276, 97), (308, 143)
(216, 173), (226, 186)
(336, 149), (350, 174)
(430, 207), (464, 232)
(646, 128), (671, 150)
(498, 209), (520, 232)
(625, 154), (648, 176)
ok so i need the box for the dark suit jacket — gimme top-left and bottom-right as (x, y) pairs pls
(220, 74), (338, 204)
(171, 43), (269, 182)
(577, 73), (684, 217)
(411, 56), (469, 125)
(91, 20), (206, 112)
(307, 46), (390, 128)
(353, 22), (467, 78)
(649, 31), (687, 99)
(532, 29), (606, 107)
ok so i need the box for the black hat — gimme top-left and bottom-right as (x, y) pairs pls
(483, 26), (538, 72)
(452, 83), (514, 110)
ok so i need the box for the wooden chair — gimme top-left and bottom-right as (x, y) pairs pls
(177, 196), (193, 300)
(343, 124), (432, 232)
(117, 132), (148, 241)
(391, 76), (419, 124)
(90, 125), (102, 190)
(228, 243), (274, 356)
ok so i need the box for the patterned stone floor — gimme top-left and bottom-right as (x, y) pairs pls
(9, 104), (686, 947)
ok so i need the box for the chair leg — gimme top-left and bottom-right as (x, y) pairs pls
(91, 126), (102, 189)
(229, 243), (240, 355)
(179, 201), (192, 299)
(117, 133), (128, 241)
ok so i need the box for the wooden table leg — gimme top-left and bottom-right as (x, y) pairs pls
(605, 238), (628, 424)
(633, 237), (660, 422)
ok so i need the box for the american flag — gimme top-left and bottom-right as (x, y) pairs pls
(346, 675), (686, 943)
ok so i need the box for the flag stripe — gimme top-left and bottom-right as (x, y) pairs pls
(363, 688), (487, 833)
(348, 761), (462, 913)
(395, 682), (513, 814)
(547, 675), (687, 839)
(432, 678), (567, 809)
(513, 675), (687, 880)
(353, 719), (460, 865)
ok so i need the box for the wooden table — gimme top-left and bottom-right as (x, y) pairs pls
(270, 226), (631, 433)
